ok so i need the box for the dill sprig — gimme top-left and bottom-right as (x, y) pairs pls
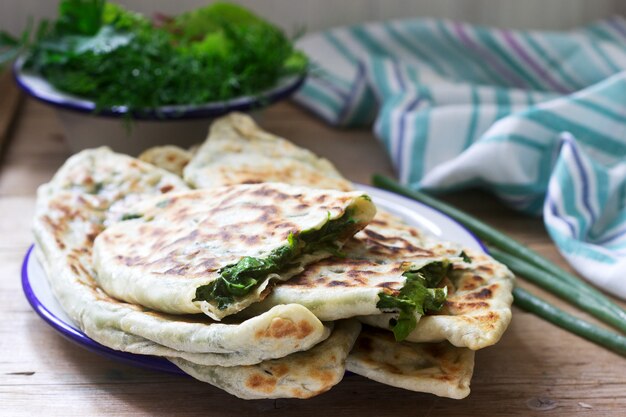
(1, 1), (307, 113)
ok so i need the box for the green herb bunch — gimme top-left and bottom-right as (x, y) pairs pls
(0, 0), (308, 113)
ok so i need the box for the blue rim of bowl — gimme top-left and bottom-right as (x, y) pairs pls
(21, 187), (487, 375)
(13, 56), (307, 121)
(21, 245), (186, 375)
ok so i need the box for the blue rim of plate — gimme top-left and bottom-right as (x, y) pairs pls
(360, 185), (487, 254)
(21, 186), (487, 375)
(13, 56), (306, 121)
(21, 246), (185, 375)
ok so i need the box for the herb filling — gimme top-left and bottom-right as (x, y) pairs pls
(460, 250), (472, 263)
(376, 261), (450, 341)
(193, 208), (359, 310)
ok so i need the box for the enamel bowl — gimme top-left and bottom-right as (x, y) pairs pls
(14, 57), (306, 155)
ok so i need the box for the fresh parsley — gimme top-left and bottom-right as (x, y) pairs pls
(1, 1), (308, 114)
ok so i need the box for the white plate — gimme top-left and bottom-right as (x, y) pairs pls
(22, 185), (485, 373)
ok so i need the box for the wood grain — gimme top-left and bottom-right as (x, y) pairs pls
(1, 99), (625, 416)
(0, 69), (23, 155)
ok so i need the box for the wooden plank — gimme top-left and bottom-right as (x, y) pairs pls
(0, 68), (23, 155)
(1, 100), (625, 416)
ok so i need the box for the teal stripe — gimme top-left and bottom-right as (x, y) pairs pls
(590, 157), (607, 218)
(404, 66), (420, 84)
(407, 108), (431, 182)
(521, 109), (626, 156)
(502, 135), (552, 212)
(369, 57), (396, 98)
(375, 93), (426, 168)
(462, 88), (480, 148)
(344, 84), (377, 126)
(435, 20), (498, 84)
(555, 155), (586, 238)
(481, 133), (550, 152)
(419, 153), (549, 196)
(585, 77), (626, 107)
(370, 61), (397, 137)
(538, 139), (558, 188)
(437, 21), (506, 85)
(575, 98), (626, 124)
(401, 22), (464, 80)
(299, 83), (342, 115)
(416, 84), (433, 102)
(349, 26), (388, 56)
(435, 22), (495, 81)
(373, 105), (390, 148)
(382, 22), (446, 74)
(526, 90), (536, 106)
(419, 178), (547, 217)
(374, 94), (406, 151)
(494, 88), (511, 120)
(585, 25), (617, 42)
(484, 134), (552, 207)
(533, 90), (561, 104)
(473, 28), (545, 90)
(587, 165), (610, 240)
(542, 35), (601, 86)
(589, 40), (621, 73)
(323, 32), (358, 64)
(605, 241), (626, 250)
(548, 227), (616, 264)
(307, 76), (347, 102)
(520, 33), (581, 89)
(597, 211), (626, 240)
(591, 180), (626, 240)
(315, 67), (352, 90)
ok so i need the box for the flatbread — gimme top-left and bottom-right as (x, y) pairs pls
(40, 146), (190, 222)
(180, 114), (512, 347)
(138, 145), (193, 176)
(346, 327), (474, 399)
(359, 248), (514, 350)
(93, 183), (376, 319)
(245, 211), (463, 321)
(33, 148), (331, 365)
(33, 116), (514, 399)
(183, 112), (353, 191)
(246, 210), (513, 350)
(170, 320), (361, 399)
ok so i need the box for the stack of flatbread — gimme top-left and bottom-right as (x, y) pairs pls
(33, 113), (514, 400)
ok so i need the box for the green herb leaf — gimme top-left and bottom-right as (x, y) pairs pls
(0, 31), (20, 67)
(17, 1), (308, 114)
(56, 0), (105, 36)
(377, 261), (450, 341)
(73, 26), (133, 55)
(460, 250), (472, 263)
(102, 2), (149, 30)
(0, 32), (19, 47)
(194, 209), (359, 309)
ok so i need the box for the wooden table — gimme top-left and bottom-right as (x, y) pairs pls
(1, 98), (625, 417)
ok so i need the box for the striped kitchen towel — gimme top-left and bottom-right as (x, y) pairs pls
(293, 17), (626, 299)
